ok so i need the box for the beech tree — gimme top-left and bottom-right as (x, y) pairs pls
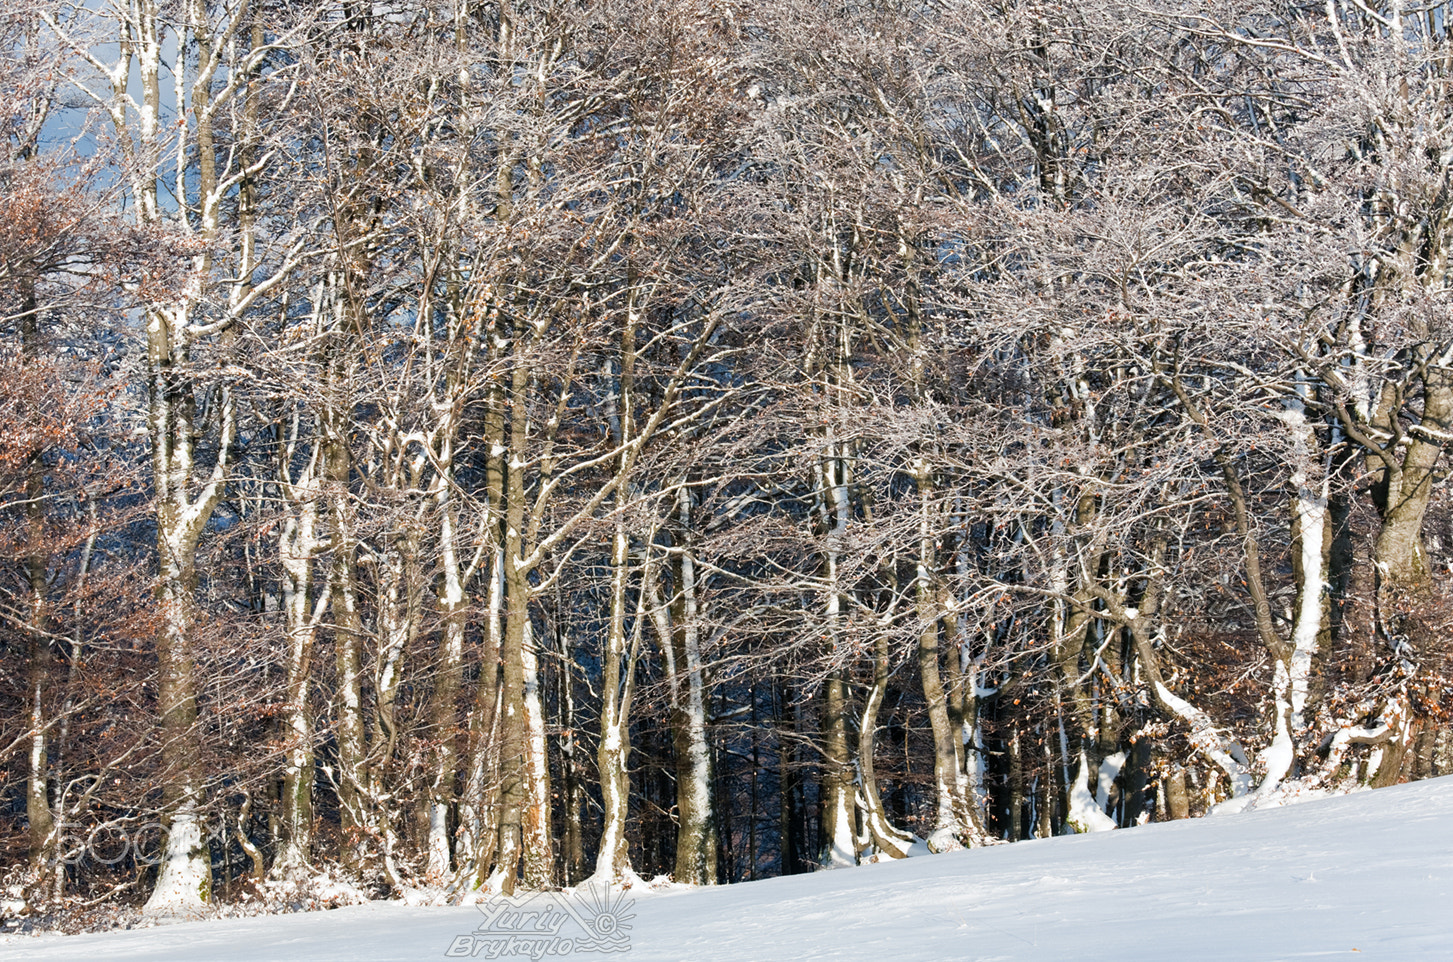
(5, 0), (1453, 921)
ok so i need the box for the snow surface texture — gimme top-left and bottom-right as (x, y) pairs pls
(6, 776), (1451, 961)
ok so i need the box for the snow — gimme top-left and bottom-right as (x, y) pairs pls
(139, 804), (209, 917)
(8, 776), (1453, 960)
(1067, 751), (1117, 833)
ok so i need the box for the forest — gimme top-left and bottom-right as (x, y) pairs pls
(2, 0), (1452, 924)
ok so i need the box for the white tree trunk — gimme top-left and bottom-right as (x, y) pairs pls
(593, 519), (635, 883)
(274, 495), (324, 880)
(1252, 397), (1328, 800)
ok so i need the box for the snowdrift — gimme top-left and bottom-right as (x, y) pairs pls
(5, 776), (1450, 961)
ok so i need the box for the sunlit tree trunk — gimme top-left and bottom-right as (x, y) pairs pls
(273, 408), (327, 880)
(666, 487), (718, 885)
(856, 632), (915, 858)
(594, 511), (638, 883)
(495, 354), (543, 893)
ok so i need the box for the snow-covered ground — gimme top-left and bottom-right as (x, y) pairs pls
(5, 776), (1450, 961)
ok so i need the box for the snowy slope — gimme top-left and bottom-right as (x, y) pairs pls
(5, 776), (1450, 962)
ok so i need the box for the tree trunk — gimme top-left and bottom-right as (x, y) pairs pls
(146, 548), (211, 914)
(142, 300), (232, 916)
(1255, 396), (1329, 798)
(594, 514), (636, 883)
(274, 486), (323, 880)
(23, 312), (55, 881)
(425, 482), (468, 882)
(857, 633), (915, 859)
(328, 439), (366, 874)
(667, 488), (718, 885)
(460, 384), (507, 891)
(1367, 371), (1453, 785)
(819, 670), (856, 868)
(915, 466), (969, 851)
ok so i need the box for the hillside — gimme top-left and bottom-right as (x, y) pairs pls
(5, 777), (1449, 962)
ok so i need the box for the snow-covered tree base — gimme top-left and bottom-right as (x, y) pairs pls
(925, 827), (964, 854)
(1065, 752), (1119, 834)
(141, 809), (209, 919)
